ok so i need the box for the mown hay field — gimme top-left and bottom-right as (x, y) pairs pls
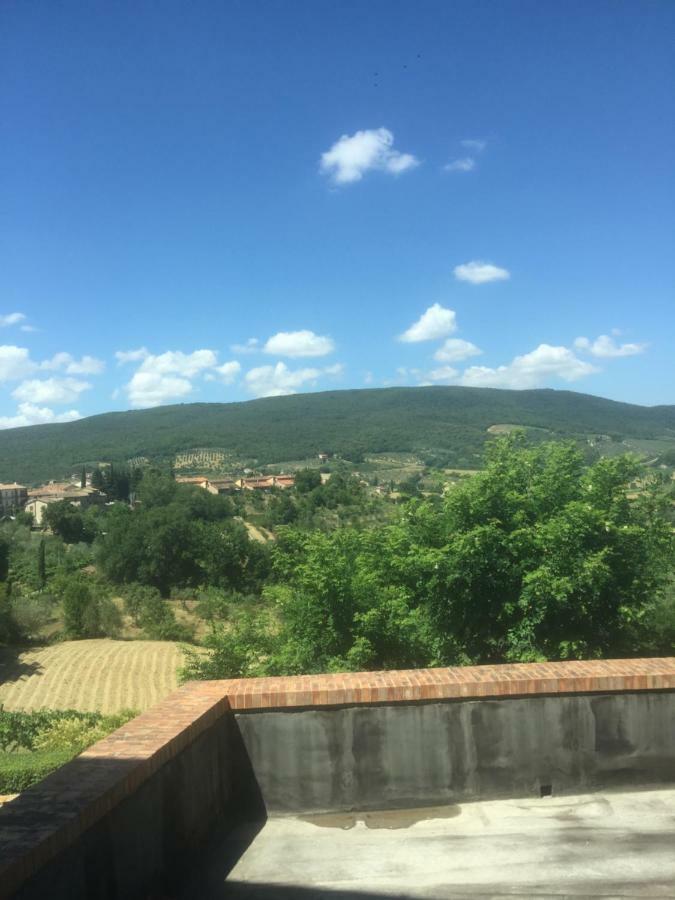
(0, 640), (183, 713)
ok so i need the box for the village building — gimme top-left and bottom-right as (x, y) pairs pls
(0, 482), (28, 515)
(25, 482), (106, 524)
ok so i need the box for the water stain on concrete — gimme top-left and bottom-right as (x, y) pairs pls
(300, 804), (462, 830)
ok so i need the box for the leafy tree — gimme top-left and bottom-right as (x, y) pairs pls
(80, 466), (87, 489)
(294, 468), (322, 493)
(61, 579), (93, 638)
(43, 502), (94, 544)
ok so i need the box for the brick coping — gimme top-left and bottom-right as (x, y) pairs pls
(217, 656), (675, 710)
(1, 657), (674, 897)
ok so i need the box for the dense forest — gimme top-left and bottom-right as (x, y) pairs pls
(1, 386), (675, 483)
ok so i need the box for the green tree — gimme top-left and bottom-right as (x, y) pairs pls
(62, 580), (93, 638)
(36, 539), (46, 588)
(43, 502), (93, 544)
(294, 468), (322, 493)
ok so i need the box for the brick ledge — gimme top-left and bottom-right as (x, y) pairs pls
(214, 657), (675, 710)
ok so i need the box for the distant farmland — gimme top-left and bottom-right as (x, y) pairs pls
(0, 640), (183, 713)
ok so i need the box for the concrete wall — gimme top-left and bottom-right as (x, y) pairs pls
(235, 691), (675, 814)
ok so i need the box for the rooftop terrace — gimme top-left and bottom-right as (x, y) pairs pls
(1, 658), (674, 899)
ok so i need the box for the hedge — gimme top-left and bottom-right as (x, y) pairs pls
(0, 749), (74, 793)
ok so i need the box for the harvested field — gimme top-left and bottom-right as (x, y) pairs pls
(0, 640), (183, 713)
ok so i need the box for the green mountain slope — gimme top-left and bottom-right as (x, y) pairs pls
(1, 386), (674, 484)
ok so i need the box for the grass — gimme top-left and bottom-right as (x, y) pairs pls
(0, 639), (183, 713)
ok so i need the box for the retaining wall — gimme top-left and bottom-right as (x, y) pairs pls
(1, 658), (674, 899)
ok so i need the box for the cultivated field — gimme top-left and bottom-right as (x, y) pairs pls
(0, 640), (183, 713)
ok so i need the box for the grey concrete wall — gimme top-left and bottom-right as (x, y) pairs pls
(10, 712), (264, 900)
(235, 691), (675, 813)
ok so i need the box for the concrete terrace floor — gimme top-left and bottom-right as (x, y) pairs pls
(184, 787), (675, 899)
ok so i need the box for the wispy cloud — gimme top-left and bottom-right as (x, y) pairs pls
(320, 128), (419, 185)
(444, 157), (476, 173)
(454, 261), (510, 284)
(0, 312), (26, 328)
(230, 338), (260, 355)
(461, 139), (487, 152)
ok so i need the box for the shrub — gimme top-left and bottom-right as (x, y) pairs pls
(0, 750), (73, 793)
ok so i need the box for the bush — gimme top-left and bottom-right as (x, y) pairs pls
(0, 750), (73, 793)
(0, 707), (136, 791)
(10, 594), (54, 639)
(123, 583), (194, 641)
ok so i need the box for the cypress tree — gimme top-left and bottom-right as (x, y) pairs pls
(37, 538), (47, 588)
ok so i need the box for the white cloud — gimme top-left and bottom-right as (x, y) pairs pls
(428, 365), (459, 382)
(245, 361), (342, 398)
(138, 349), (218, 377)
(461, 344), (598, 389)
(231, 338), (260, 355)
(444, 157), (475, 173)
(461, 139), (486, 152)
(263, 330), (335, 358)
(0, 312), (26, 327)
(126, 372), (193, 408)
(434, 338), (482, 363)
(41, 352), (105, 375)
(574, 334), (648, 358)
(454, 261), (510, 284)
(12, 377), (91, 405)
(0, 403), (81, 430)
(0, 346), (35, 382)
(115, 347), (149, 365)
(320, 128), (419, 185)
(212, 360), (241, 384)
(399, 304), (457, 343)
(20, 324), (38, 333)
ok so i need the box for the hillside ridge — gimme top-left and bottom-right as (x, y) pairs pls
(1, 385), (674, 483)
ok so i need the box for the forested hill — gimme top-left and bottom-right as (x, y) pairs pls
(1, 386), (674, 483)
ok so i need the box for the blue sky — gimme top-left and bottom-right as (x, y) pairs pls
(1, 0), (673, 426)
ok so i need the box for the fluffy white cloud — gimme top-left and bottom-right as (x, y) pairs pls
(434, 338), (482, 363)
(0, 346), (35, 382)
(574, 334), (648, 358)
(211, 361), (241, 384)
(126, 372), (193, 408)
(0, 313), (26, 327)
(399, 304), (457, 343)
(0, 403), (81, 430)
(444, 157), (475, 173)
(320, 128), (419, 185)
(12, 377), (91, 405)
(454, 261), (510, 284)
(245, 362), (342, 398)
(41, 352), (105, 375)
(461, 344), (598, 389)
(138, 349), (217, 377)
(116, 347), (149, 365)
(263, 330), (335, 358)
